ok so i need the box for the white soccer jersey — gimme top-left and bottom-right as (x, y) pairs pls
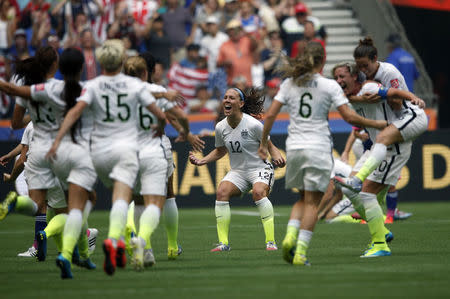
(78, 74), (156, 151)
(138, 82), (174, 160)
(352, 82), (395, 141)
(215, 113), (268, 171)
(20, 121), (34, 148)
(275, 74), (349, 152)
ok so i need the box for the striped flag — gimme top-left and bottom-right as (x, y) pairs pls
(128, 0), (159, 25)
(167, 63), (209, 104)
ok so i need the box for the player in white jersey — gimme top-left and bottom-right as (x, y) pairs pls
(190, 87), (286, 252)
(0, 48), (100, 278)
(46, 40), (167, 276)
(332, 59), (425, 257)
(122, 56), (196, 270)
(258, 42), (388, 265)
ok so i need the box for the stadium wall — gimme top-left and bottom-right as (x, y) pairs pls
(1, 130), (449, 209)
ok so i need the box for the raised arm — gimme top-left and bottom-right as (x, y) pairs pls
(4, 144), (28, 183)
(146, 102), (167, 137)
(0, 144), (23, 166)
(189, 146), (228, 166)
(386, 88), (426, 108)
(166, 105), (205, 151)
(258, 100), (282, 160)
(46, 101), (87, 160)
(267, 140), (286, 168)
(341, 129), (357, 163)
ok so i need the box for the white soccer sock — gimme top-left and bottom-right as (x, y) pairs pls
(287, 219), (301, 229)
(108, 199), (128, 240)
(370, 143), (387, 163)
(138, 204), (161, 249)
(82, 200), (93, 224)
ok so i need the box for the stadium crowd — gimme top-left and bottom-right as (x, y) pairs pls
(0, 0), (328, 118)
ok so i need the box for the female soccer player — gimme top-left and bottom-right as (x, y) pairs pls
(46, 40), (166, 276)
(0, 48), (100, 278)
(189, 87), (286, 252)
(258, 42), (388, 265)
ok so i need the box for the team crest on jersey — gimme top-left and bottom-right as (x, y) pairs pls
(81, 88), (86, 96)
(241, 129), (249, 138)
(390, 79), (399, 88)
(35, 84), (45, 91)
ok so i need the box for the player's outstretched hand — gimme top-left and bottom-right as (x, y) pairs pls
(411, 96), (426, 108)
(187, 133), (205, 152)
(0, 154), (10, 167)
(189, 151), (206, 166)
(362, 93), (381, 103)
(271, 151), (286, 168)
(165, 90), (185, 106)
(45, 142), (59, 162)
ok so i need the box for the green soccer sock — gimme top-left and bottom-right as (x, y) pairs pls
(295, 229), (313, 256)
(215, 201), (231, 245)
(255, 197), (275, 243)
(355, 143), (387, 182)
(163, 197), (179, 250)
(44, 213), (67, 252)
(108, 199), (128, 240)
(286, 219), (300, 240)
(138, 204), (161, 250)
(342, 190), (367, 220)
(360, 192), (387, 244)
(15, 196), (38, 216)
(61, 209), (83, 261)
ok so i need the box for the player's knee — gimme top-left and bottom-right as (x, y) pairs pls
(252, 189), (266, 201)
(216, 188), (230, 201)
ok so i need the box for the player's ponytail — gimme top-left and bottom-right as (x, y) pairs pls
(123, 56), (147, 79)
(278, 41), (325, 87)
(241, 87), (265, 120)
(353, 36), (378, 60)
(59, 48), (84, 143)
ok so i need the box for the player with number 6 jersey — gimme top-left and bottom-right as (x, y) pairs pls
(259, 42), (388, 266)
(190, 87), (286, 252)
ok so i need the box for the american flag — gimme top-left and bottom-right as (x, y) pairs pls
(91, 0), (117, 42)
(167, 64), (209, 105)
(128, 0), (159, 25)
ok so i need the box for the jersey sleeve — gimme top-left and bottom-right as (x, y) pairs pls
(77, 83), (94, 105)
(329, 80), (349, 107)
(30, 83), (50, 103)
(273, 78), (291, 105)
(214, 123), (224, 147)
(138, 85), (156, 107)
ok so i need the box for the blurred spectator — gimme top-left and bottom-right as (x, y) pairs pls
(52, 0), (103, 44)
(280, 2), (307, 56)
(0, 0), (16, 55)
(253, 0), (279, 33)
(143, 15), (172, 69)
(20, 0), (50, 31)
(151, 58), (168, 86)
(195, 0), (222, 35)
(91, 0), (116, 42)
(8, 29), (35, 62)
(129, 0), (159, 26)
(80, 29), (100, 80)
(47, 33), (64, 79)
(260, 30), (286, 84)
(238, 0), (264, 36)
(290, 19), (325, 58)
(232, 74), (247, 90)
(217, 19), (256, 87)
(199, 15), (228, 73)
(107, 3), (138, 50)
(162, 0), (197, 62)
(30, 5), (52, 49)
(188, 84), (220, 113)
(180, 43), (200, 69)
(221, 0), (239, 31)
(386, 33), (419, 92)
(264, 77), (284, 111)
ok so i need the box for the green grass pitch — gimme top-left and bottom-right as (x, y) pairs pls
(1, 202), (450, 298)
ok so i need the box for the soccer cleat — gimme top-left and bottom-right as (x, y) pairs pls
(394, 209), (413, 220)
(72, 246), (81, 265)
(282, 235), (296, 264)
(130, 237), (145, 271)
(210, 243), (231, 252)
(361, 243), (391, 258)
(36, 231), (47, 262)
(168, 245), (183, 260)
(124, 224), (136, 256)
(56, 254), (73, 279)
(292, 253), (310, 266)
(385, 215), (394, 224)
(333, 175), (363, 193)
(266, 241), (278, 251)
(18, 246), (37, 257)
(144, 249), (156, 267)
(0, 191), (18, 220)
(102, 239), (117, 276)
(87, 228), (98, 255)
(385, 231), (394, 243)
(77, 258), (96, 270)
(116, 239), (127, 268)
